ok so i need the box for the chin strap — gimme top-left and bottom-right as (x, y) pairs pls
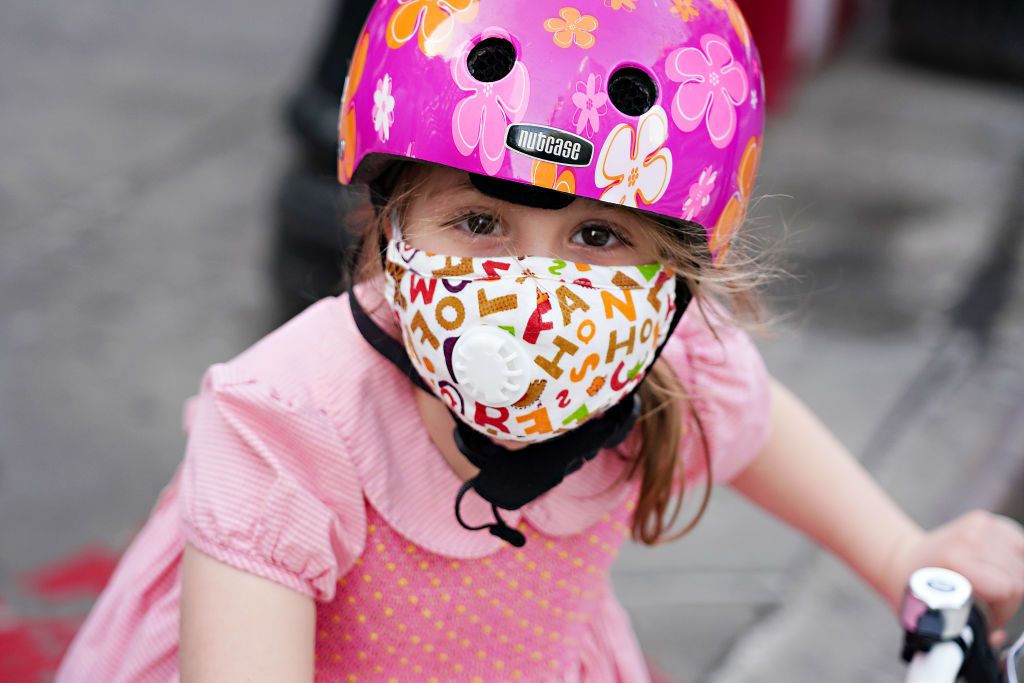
(448, 394), (640, 546)
(348, 288), (432, 395)
(454, 481), (527, 547)
(450, 393), (641, 509)
(348, 277), (691, 546)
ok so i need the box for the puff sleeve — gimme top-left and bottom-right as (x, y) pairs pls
(178, 364), (366, 602)
(660, 305), (775, 487)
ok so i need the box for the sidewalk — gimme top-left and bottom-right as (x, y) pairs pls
(1, 1), (1022, 681)
(614, 52), (1024, 681)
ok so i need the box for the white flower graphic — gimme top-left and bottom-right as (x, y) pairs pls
(372, 73), (396, 142)
(595, 105), (673, 207)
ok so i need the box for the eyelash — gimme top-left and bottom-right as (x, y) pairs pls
(446, 212), (501, 236)
(445, 212), (632, 249)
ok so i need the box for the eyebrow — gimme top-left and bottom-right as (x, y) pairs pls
(442, 174), (490, 201)
(587, 202), (624, 216)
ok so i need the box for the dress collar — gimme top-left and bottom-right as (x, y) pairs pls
(320, 293), (639, 558)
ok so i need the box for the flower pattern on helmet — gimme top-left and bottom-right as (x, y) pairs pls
(670, 0), (699, 21)
(710, 0), (751, 48)
(595, 105), (673, 208)
(682, 165), (718, 221)
(385, 0), (479, 56)
(339, 0), (765, 251)
(337, 32), (369, 184)
(571, 73), (609, 139)
(372, 74), (396, 143)
(605, 0), (637, 11)
(543, 8), (599, 49)
(666, 33), (749, 149)
(711, 136), (760, 261)
(451, 31), (531, 176)
(531, 159), (576, 195)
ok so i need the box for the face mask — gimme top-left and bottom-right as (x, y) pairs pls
(383, 228), (678, 444)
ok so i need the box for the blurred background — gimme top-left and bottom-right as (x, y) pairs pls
(1, 0), (1022, 680)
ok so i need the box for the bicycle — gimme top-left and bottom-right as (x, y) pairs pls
(901, 567), (1024, 682)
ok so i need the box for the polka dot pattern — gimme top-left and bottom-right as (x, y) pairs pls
(313, 499), (634, 681)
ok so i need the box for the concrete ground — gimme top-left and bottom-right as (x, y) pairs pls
(1, 0), (1022, 680)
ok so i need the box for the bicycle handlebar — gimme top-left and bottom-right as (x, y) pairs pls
(901, 567), (1018, 683)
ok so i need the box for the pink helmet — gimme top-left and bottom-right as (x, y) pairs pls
(337, 0), (765, 258)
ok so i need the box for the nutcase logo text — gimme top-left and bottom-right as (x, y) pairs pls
(505, 124), (594, 167)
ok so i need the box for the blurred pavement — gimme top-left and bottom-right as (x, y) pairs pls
(1, 0), (1022, 680)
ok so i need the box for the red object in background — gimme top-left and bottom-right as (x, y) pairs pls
(737, 0), (858, 111)
(1, 545), (122, 681)
(737, 0), (795, 110)
(0, 611), (83, 683)
(20, 545), (121, 603)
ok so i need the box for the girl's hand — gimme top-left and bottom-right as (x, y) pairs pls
(889, 510), (1024, 649)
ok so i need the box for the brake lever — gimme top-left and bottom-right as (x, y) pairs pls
(959, 605), (1003, 683)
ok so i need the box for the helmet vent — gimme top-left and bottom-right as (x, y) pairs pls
(467, 37), (517, 83)
(608, 67), (658, 116)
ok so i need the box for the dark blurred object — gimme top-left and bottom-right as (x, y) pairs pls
(891, 0), (1024, 81)
(271, 0), (375, 309)
(272, 164), (363, 309)
(271, 0), (854, 308)
(744, 0), (858, 110)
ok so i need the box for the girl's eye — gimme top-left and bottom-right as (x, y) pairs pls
(574, 225), (625, 249)
(455, 213), (501, 236)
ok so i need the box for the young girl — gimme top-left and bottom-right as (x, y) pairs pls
(58, 1), (1023, 681)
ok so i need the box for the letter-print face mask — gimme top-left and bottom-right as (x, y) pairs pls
(383, 230), (678, 444)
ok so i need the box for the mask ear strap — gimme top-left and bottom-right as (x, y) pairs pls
(348, 283), (432, 395)
(388, 209), (404, 242)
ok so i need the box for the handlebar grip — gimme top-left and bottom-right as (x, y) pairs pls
(960, 606), (1003, 683)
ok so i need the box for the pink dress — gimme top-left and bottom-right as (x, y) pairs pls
(55, 292), (773, 682)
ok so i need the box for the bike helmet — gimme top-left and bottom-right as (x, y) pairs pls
(337, 0), (764, 259)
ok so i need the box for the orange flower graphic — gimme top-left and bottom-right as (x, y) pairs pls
(605, 0), (637, 11)
(385, 0), (479, 56)
(543, 7), (599, 49)
(669, 0), (699, 21)
(710, 136), (760, 261)
(531, 160), (577, 195)
(710, 0), (751, 47)
(338, 32), (370, 184)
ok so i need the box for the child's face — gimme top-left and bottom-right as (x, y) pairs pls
(398, 167), (663, 267)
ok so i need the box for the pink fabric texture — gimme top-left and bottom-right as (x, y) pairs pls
(55, 292), (773, 682)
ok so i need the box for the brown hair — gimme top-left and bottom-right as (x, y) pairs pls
(344, 161), (771, 545)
